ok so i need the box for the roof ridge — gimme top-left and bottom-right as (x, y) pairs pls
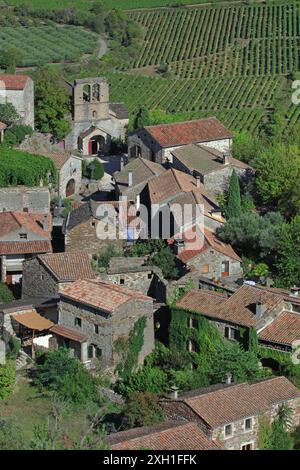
(145, 116), (218, 129)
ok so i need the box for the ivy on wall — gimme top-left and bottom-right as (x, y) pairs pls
(115, 316), (147, 381)
(0, 148), (57, 187)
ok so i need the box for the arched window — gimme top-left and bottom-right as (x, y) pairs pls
(83, 84), (91, 102)
(92, 83), (100, 101)
(92, 110), (97, 119)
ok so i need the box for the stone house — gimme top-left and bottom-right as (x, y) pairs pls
(51, 279), (154, 369)
(37, 152), (82, 199)
(160, 376), (300, 450)
(170, 143), (254, 197)
(64, 77), (129, 155)
(169, 225), (243, 281)
(106, 420), (221, 450)
(113, 157), (166, 206)
(0, 74), (34, 128)
(22, 251), (95, 299)
(0, 212), (52, 285)
(0, 187), (50, 214)
(99, 256), (167, 302)
(128, 117), (232, 164)
(63, 200), (124, 256)
(0, 121), (6, 143)
(176, 284), (300, 353)
(148, 168), (225, 234)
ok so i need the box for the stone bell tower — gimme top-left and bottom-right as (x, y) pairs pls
(73, 77), (110, 123)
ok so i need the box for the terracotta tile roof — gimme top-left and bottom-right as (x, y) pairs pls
(171, 144), (252, 175)
(218, 284), (285, 327)
(176, 289), (227, 316)
(51, 324), (87, 343)
(149, 168), (208, 204)
(255, 285), (300, 305)
(106, 421), (221, 450)
(32, 151), (72, 170)
(169, 226), (241, 263)
(38, 251), (95, 282)
(145, 117), (232, 148)
(59, 279), (152, 313)
(0, 212), (52, 238)
(0, 121), (7, 130)
(175, 376), (300, 428)
(176, 284), (285, 328)
(259, 311), (300, 346)
(0, 74), (30, 90)
(12, 310), (54, 331)
(0, 240), (52, 255)
(114, 157), (166, 189)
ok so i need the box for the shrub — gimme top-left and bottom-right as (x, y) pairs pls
(123, 392), (165, 428)
(0, 283), (14, 303)
(0, 360), (16, 400)
(34, 348), (97, 405)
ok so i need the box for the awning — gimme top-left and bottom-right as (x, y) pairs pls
(12, 310), (54, 331)
(50, 324), (87, 343)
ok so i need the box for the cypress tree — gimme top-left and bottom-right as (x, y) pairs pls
(134, 107), (150, 130)
(225, 169), (242, 219)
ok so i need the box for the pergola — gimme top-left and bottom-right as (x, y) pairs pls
(12, 310), (54, 358)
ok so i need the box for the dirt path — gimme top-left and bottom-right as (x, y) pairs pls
(98, 38), (108, 59)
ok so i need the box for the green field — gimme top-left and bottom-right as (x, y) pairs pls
(6, 0), (241, 10)
(0, 26), (98, 66)
(105, 0), (300, 133)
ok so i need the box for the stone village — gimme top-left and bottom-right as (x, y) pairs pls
(1, 72), (300, 451)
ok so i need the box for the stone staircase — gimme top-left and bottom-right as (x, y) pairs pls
(16, 350), (31, 370)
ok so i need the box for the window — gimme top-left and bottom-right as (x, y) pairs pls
(244, 418), (253, 431)
(202, 263), (209, 274)
(94, 324), (99, 334)
(19, 233), (27, 239)
(189, 317), (198, 329)
(148, 273), (152, 279)
(188, 340), (199, 353)
(224, 424), (233, 437)
(75, 317), (82, 328)
(88, 344), (102, 360)
(292, 303), (300, 313)
(225, 326), (238, 341)
(241, 443), (253, 450)
(41, 274), (44, 281)
(120, 278), (125, 285)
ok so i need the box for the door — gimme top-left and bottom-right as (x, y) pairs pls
(66, 179), (75, 197)
(241, 443), (253, 450)
(221, 260), (230, 277)
(88, 140), (93, 155)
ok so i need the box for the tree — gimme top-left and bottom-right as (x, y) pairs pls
(0, 47), (24, 73)
(224, 170), (242, 219)
(90, 159), (104, 180)
(123, 392), (165, 428)
(0, 103), (20, 126)
(275, 215), (300, 287)
(149, 246), (178, 279)
(34, 348), (97, 405)
(95, 243), (122, 270)
(33, 67), (71, 140)
(0, 283), (14, 303)
(254, 144), (300, 218)
(134, 107), (150, 130)
(259, 404), (294, 450)
(0, 360), (16, 400)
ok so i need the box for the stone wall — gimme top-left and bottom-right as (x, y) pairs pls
(57, 155), (82, 199)
(186, 248), (243, 280)
(64, 217), (123, 256)
(0, 187), (50, 213)
(203, 167), (251, 198)
(22, 257), (58, 298)
(58, 295), (154, 368)
(4, 78), (34, 128)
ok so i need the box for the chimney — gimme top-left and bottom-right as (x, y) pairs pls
(225, 372), (232, 385)
(170, 385), (179, 400)
(128, 171), (133, 187)
(196, 175), (201, 188)
(255, 301), (267, 318)
(42, 214), (48, 232)
(174, 238), (185, 255)
(291, 285), (299, 297)
(222, 151), (230, 165)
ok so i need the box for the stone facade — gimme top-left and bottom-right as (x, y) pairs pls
(64, 77), (129, 155)
(57, 294), (154, 368)
(128, 128), (232, 164)
(0, 187), (50, 214)
(184, 248), (243, 281)
(22, 256), (59, 298)
(0, 76), (34, 128)
(57, 155), (82, 199)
